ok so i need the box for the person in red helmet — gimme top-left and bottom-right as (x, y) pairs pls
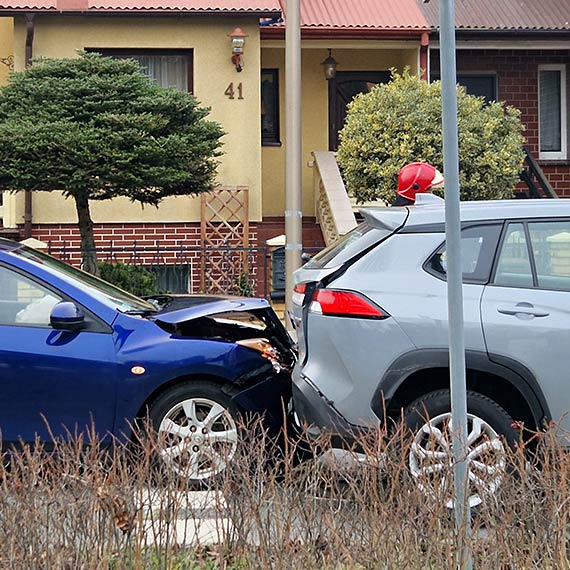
(393, 162), (445, 206)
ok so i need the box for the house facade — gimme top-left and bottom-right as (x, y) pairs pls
(421, 0), (570, 196)
(0, 3), (275, 256)
(0, 0), (429, 293)
(0, 0), (568, 294)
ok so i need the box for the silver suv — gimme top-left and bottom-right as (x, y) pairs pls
(292, 195), (570, 506)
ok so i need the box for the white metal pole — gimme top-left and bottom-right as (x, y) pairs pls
(439, 0), (472, 567)
(285, 0), (303, 323)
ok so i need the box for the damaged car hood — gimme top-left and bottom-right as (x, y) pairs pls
(153, 297), (272, 326)
(146, 295), (296, 373)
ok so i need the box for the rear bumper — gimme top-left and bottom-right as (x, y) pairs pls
(292, 366), (366, 446)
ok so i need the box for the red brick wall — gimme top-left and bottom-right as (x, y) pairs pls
(32, 222), (203, 264)
(28, 218), (324, 296)
(430, 49), (570, 196)
(32, 218), (324, 256)
(541, 164), (570, 198)
(255, 216), (325, 254)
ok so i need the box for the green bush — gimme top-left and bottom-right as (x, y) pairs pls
(337, 69), (526, 204)
(98, 262), (159, 297)
(235, 272), (254, 297)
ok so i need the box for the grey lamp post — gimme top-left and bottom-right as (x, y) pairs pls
(437, 0), (473, 567)
(285, 0), (303, 325)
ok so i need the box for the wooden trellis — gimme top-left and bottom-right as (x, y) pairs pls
(200, 186), (249, 294)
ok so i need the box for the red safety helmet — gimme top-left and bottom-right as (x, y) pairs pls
(397, 162), (444, 202)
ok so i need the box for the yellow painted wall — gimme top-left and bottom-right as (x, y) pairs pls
(261, 42), (420, 217)
(0, 18), (13, 85)
(4, 20), (421, 227)
(0, 18), (15, 227)
(10, 15), (262, 225)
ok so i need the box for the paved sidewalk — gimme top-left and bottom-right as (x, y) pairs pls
(140, 488), (231, 546)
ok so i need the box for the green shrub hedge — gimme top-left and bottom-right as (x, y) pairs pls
(337, 69), (526, 204)
(98, 262), (159, 297)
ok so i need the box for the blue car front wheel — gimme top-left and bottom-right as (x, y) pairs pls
(148, 381), (241, 485)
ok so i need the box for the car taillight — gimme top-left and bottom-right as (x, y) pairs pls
(292, 283), (307, 306)
(309, 289), (389, 319)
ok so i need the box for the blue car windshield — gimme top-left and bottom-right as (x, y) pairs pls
(14, 246), (156, 314)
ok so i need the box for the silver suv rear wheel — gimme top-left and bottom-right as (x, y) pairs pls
(404, 390), (518, 508)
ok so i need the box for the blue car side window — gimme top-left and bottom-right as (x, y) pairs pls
(0, 266), (62, 327)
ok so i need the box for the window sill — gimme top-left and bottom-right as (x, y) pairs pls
(538, 159), (570, 167)
(262, 140), (282, 147)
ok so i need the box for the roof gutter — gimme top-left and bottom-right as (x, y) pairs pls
(261, 27), (429, 40)
(428, 29), (570, 41)
(24, 12), (34, 239)
(1, 8), (282, 17)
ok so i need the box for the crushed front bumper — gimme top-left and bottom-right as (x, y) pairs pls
(230, 369), (292, 435)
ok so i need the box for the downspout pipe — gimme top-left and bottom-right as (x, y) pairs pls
(420, 31), (429, 81)
(24, 13), (34, 239)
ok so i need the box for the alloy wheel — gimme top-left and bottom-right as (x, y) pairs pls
(408, 412), (506, 508)
(158, 397), (239, 481)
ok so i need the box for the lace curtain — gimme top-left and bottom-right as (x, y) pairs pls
(116, 54), (189, 92)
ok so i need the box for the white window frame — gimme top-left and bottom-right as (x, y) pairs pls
(538, 64), (567, 160)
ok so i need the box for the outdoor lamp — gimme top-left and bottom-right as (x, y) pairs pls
(321, 49), (337, 80)
(229, 27), (248, 72)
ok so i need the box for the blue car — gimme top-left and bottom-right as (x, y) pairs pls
(0, 238), (294, 484)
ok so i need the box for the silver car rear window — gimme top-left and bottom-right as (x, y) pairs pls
(305, 223), (389, 269)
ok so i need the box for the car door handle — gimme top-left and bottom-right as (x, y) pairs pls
(497, 303), (549, 318)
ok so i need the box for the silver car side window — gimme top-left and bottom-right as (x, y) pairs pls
(427, 224), (501, 282)
(528, 221), (570, 291)
(494, 223), (534, 288)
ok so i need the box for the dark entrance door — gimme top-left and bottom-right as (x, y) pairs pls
(328, 71), (391, 150)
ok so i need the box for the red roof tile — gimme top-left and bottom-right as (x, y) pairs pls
(296, 0), (428, 30)
(0, 0), (281, 13)
(259, 0), (429, 38)
(420, 0), (570, 31)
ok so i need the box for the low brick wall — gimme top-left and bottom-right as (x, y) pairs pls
(26, 217), (324, 297)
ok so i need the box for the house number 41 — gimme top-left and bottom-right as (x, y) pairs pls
(225, 82), (244, 100)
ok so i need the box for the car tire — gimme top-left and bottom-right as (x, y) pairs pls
(403, 389), (518, 509)
(146, 381), (242, 486)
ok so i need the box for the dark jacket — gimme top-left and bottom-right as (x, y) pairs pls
(392, 194), (414, 207)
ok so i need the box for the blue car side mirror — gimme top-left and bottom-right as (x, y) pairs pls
(50, 301), (85, 331)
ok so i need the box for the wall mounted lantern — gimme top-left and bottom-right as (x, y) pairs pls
(229, 27), (248, 72)
(321, 49), (337, 80)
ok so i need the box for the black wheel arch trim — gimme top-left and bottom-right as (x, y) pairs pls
(371, 349), (551, 427)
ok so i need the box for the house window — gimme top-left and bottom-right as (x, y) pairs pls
(539, 65), (567, 160)
(457, 74), (497, 104)
(431, 73), (497, 104)
(261, 69), (280, 145)
(146, 264), (192, 294)
(90, 49), (194, 93)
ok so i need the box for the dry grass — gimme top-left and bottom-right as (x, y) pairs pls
(0, 420), (568, 569)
